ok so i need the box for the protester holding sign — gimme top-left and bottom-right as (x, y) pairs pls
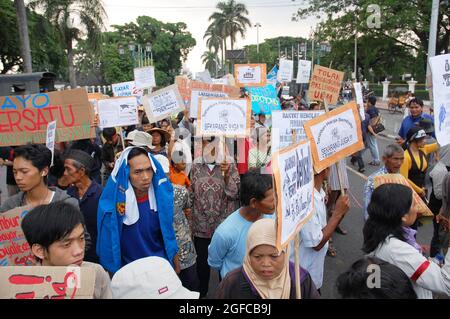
(214, 218), (319, 299)
(291, 167), (350, 292)
(363, 184), (450, 299)
(208, 170), (274, 280)
(21, 201), (112, 299)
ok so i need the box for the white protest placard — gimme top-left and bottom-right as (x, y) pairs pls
(98, 96), (139, 128)
(234, 63), (267, 87)
(271, 110), (324, 152)
(45, 121), (57, 166)
(353, 82), (365, 119)
(143, 84), (185, 123)
(197, 98), (251, 137)
(272, 140), (315, 249)
(277, 59), (294, 82)
(195, 70), (213, 84)
(0, 266), (96, 299)
(190, 90), (229, 119)
(296, 60), (312, 84)
(304, 102), (364, 173)
(133, 66), (156, 90)
(429, 54), (450, 147)
(111, 81), (144, 104)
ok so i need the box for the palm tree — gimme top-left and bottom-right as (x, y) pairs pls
(207, 0), (251, 51)
(29, 0), (107, 88)
(203, 24), (223, 66)
(201, 51), (219, 76)
(14, 0), (32, 73)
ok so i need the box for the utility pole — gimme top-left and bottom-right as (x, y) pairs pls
(426, 0), (440, 88)
(255, 23), (261, 54)
(14, 0), (32, 73)
(354, 15), (358, 80)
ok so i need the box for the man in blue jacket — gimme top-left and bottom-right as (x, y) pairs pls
(97, 146), (179, 274)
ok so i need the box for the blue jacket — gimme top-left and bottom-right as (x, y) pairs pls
(96, 152), (178, 273)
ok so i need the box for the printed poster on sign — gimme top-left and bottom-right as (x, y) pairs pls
(98, 96), (139, 128)
(0, 266), (96, 299)
(0, 205), (35, 267)
(133, 66), (156, 90)
(308, 65), (344, 105)
(373, 174), (433, 217)
(272, 141), (315, 249)
(0, 88), (95, 147)
(429, 54), (450, 147)
(304, 102), (364, 173)
(197, 98), (251, 137)
(296, 60), (312, 84)
(248, 85), (281, 114)
(112, 81), (144, 105)
(46, 121), (57, 166)
(277, 59), (294, 82)
(143, 84), (185, 123)
(271, 110), (324, 152)
(190, 90), (229, 119)
(235, 64), (267, 87)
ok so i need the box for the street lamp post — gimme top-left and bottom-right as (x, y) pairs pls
(254, 23), (261, 54)
(146, 42), (153, 66)
(120, 42), (153, 67)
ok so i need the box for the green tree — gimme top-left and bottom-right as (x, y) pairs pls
(204, 24), (224, 66)
(292, 0), (450, 81)
(201, 51), (219, 76)
(29, 0), (107, 87)
(0, 0), (67, 76)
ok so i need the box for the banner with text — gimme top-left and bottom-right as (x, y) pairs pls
(235, 63), (267, 87)
(430, 54), (450, 147)
(296, 60), (312, 84)
(249, 85), (281, 115)
(197, 98), (251, 137)
(272, 141), (315, 249)
(0, 88), (95, 147)
(271, 110), (324, 152)
(134, 66), (156, 89)
(277, 59), (294, 82)
(308, 65), (344, 105)
(143, 84), (185, 123)
(0, 266), (95, 299)
(304, 102), (364, 173)
(112, 81), (144, 105)
(98, 96), (139, 128)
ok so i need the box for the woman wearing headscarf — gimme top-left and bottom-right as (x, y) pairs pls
(214, 219), (319, 299)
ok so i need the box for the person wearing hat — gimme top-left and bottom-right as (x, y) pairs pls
(148, 128), (171, 157)
(111, 256), (199, 299)
(124, 130), (139, 148)
(65, 149), (104, 263)
(129, 131), (155, 152)
(400, 126), (439, 202)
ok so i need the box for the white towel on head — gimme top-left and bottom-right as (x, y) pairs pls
(112, 146), (158, 226)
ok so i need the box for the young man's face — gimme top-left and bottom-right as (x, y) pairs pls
(13, 157), (47, 192)
(34, 223), (85, 266)
(128, 154), (154, 195)
(253, 188), (275, 215)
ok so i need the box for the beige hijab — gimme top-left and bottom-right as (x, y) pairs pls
(242, 219), (291, 299)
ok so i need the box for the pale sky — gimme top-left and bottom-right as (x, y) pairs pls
(102, 0), (319, 74)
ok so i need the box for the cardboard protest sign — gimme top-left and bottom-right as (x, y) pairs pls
(304, 102), (364, 173)
(248, 85), (281, 114)
(87, 93), (108, 100)
(197, 98), (251, 137)
(175, 76), (240, 119)
(277, 59), (294, 82)
(97, 96), (139, 128)
(308, 65), (344, 105)
(271, 110), (324, 152)
(373, 174), (433, 217)
(134, 66), (156, 90)
(0, 206), (35, 267)
(142, 84), (185, 123)
(0, 266), (95, 299)
(429, 54), (450, 147)
(296, 60), (312, 84)
(234, 63), (267, 87)
(0, 88), (95, 147)
(272, 141), (315, 249)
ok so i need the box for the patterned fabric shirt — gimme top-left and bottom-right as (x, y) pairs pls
(173, 184), (197, 270)
(364, 166), (389, 220)
(189, 163), (240, 239)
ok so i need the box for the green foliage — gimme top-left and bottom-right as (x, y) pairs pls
(0, 0), (67, 76)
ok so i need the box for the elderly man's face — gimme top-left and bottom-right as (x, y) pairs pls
(63, 159), (84, 184)
(383, 152), (404, 173)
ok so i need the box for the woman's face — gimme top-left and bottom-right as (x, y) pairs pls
(13, 157), (46, 192)
(151, 132), (162, 146)
(402, 195), (417, 227)
(249, 244), (285, 280)
(415, 137), (426, 148)
(409, 102), (422, 118)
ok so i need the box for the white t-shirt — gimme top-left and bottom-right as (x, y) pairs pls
(290, 188), (328, 289)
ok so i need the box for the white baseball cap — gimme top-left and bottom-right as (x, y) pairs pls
(111, 256), (199, 299)
(130, 131), (155, 149)
(154, 154), (170, 174)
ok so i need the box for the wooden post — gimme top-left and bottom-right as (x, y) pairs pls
(292, 129), (302, 299)
(221, 135), (226, 177)
(119, 127), (126, 150)
(322, 96), (345, 196)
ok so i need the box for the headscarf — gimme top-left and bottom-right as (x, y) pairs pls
(242, 219), (291, 299)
